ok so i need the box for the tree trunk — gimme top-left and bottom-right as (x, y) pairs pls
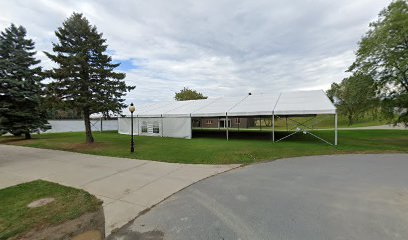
(83, 108), (94, 144)
(348, 114), (353, 126)
(24, 132), (31, 139)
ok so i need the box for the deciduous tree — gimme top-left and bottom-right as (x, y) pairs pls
(175, 87), (207, 101)
(349, 0), (408, 125)
(327, 74), (377, 125)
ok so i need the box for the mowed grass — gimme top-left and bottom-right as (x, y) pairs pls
(0, 180), (102, 240)
(1, 130), (407, 164)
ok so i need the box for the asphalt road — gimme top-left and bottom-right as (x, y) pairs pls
(109, 154), (408, 240)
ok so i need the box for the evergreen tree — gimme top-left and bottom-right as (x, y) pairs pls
(45, 13), (134, 143)
(0, 24), (49, 139)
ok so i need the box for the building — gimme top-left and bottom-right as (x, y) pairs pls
(192, 117), (256, 129)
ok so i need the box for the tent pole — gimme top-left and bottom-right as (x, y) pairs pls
(312, 116), (316, 130)
(190, 114), (193, 139)
(161, 115), (164, 137)
(137, 115), (139, 136)
(226, 114), (229, 141)
(335, 113), (338, 145)
(259, 116), (261, 131)
(272, 113), (275, 142)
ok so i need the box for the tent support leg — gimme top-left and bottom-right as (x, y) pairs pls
(314, 115), (317, 127)
(226, 115), (229, 141)
(161, 116), (164, 137)
(272, 114), (275, 142)
(137, 116), (139, 136)
(335, 113), (338, 146)
(275, 115), (333, 145)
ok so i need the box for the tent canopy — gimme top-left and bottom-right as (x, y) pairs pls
(122, 90), (336, 117)
(274, 91), (335, 115)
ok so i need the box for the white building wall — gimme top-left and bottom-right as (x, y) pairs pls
(163, 117), (192, 139)
(118, 117), (139, 135)
(118, 117), (192, 139)
(138, 117), (162, 137)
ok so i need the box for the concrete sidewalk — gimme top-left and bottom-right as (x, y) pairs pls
(0, 145), (239, 235)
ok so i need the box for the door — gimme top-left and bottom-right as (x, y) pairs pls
(219, 119), (231, 128)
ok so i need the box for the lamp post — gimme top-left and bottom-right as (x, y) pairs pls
(129, 103), (136, 153)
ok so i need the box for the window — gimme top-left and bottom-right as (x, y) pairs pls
(235, 118), (240, 124)
(141, 121), (147, 133)
(153, 121), (160, 133)
(206, 120), (213, 124)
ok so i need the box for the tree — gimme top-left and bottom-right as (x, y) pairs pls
(348, 0), (408, 126)
(45, 13), (134, 143)
(0, 24), (50, 139)
(175, 87), (207, 101)
(327, 74), (377, 125)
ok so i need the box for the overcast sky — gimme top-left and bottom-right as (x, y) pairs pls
(0, 0), (391, 105)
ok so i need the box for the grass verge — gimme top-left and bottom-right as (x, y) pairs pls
(0, 180), (102, 240)
(1, 130), (407, 164)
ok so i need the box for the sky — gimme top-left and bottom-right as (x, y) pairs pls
(0, 0), (391, 105)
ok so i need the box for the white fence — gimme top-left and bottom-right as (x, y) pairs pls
(44, 119), (118, 133)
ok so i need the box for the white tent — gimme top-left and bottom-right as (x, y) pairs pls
(118, 90), (338, 144)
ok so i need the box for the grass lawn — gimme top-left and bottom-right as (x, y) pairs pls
(0, 180), (102, 240)
(1, 130), (407, 164)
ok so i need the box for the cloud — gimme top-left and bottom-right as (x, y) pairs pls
(0, 0), (391, 105)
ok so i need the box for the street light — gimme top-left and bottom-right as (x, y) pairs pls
(129, 103), (136, 153)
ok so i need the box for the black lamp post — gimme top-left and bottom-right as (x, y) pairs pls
(129, 103), (135, 153)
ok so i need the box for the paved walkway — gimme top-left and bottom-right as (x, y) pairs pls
(0, 145), (239, 235)
(111, 154), (408, 240)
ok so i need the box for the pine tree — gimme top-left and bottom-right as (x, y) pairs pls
(0, 24), (50, 139)
(45, 13), (134, 143)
